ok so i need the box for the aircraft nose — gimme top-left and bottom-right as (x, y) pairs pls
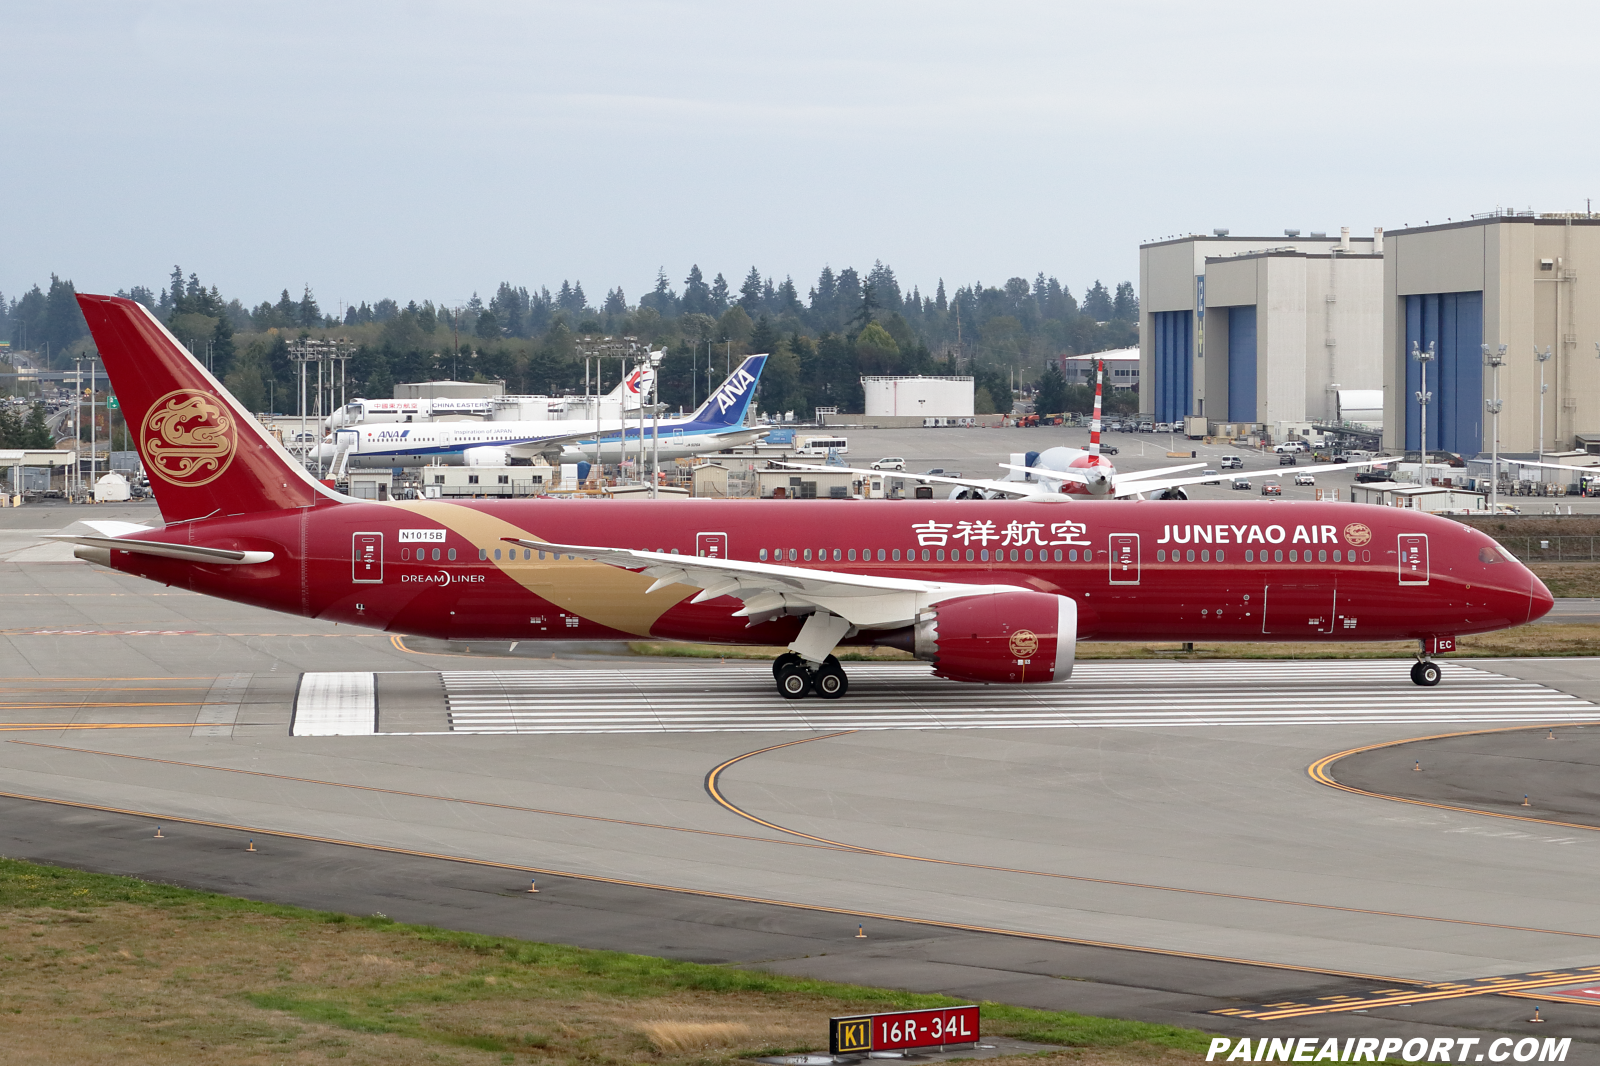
(1527, 568), (1555, 624)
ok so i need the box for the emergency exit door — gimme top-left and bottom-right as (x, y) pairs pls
(1398, 533), (1429, 585)
(1108, 533), (1140, 585)
(352, 532), (383, 583)
(696, 532), (728, 559)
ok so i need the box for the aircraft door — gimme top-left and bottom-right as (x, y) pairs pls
(1108, 533), (1139, 585)
(352, 532), (383, 584)
(696, 532), (728, 559)
(1398, 534), (1429, 585)
(1261, 584), (1337, 634)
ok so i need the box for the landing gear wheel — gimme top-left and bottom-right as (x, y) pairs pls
(1411, 661), (1442, 687)
(776, 661), (812, 700)
(772, 652), (804, 681)
(813, 656), (848, 700)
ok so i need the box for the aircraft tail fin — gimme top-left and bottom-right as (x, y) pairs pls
(687, 354), (767, 427)
(76, 294), (342, 523)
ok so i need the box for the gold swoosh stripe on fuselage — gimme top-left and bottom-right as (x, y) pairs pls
(382, 501), (694, 637)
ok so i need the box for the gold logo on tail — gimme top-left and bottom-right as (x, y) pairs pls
(142, 390), (237, 487)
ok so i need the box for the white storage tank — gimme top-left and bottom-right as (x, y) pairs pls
(862, 376), (974, 417)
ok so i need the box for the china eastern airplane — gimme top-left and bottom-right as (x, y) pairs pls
(787, 361), (1394, 500)
(56, 294), (1551, 702)
(319, 355), (768, 469)
(323, 364), (655, 431)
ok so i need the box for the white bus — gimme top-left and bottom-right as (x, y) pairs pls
(794, 436), (849, 456)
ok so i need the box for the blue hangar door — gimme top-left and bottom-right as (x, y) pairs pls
(1151, 310), (1192, 424)
(1404, 292), (1483, 455)
(1227, 306), (1257, 423)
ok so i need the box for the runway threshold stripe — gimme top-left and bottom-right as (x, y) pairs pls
(0, 782), (1436, 988)
(18, 737), (1600, 946)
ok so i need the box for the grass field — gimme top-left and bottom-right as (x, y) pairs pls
(0, 857), (1214, 1066)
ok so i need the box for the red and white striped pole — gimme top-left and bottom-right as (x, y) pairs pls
(1088, 359), (1104, 458)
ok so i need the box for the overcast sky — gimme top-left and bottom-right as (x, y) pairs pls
(6, 1), (1598, 311)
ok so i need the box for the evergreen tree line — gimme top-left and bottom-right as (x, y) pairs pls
(2, 261), (1138, 418)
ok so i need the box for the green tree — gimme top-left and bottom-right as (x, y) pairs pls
(475, 310), (501, 339)
(1111, 281), (1138, 321)
(44, 276), (87, 363)
(854, 321), (899, 375)
(748, 314), (778, 356)
(758, 337), (807, 417)
(24, 404), (53, 448)
(297, 286), (321, 328)
(738, 267), (763, 313)
(1082, 281), (1112, 321)
(716, 306), (753, 350)
(224, 352), (267, 413)
(1034, 362), (1068, 416)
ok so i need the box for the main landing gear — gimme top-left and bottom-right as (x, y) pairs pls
(1410, 659), (1442, 687)
(773, 652), (849, 700)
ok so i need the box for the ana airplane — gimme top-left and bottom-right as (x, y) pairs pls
(318, 355), (767, 470)
(324, 364), (655, 430)
(58, 294), (1552, 702)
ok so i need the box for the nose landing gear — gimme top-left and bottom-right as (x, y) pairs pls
(1410, 660), (1442, 686)
(772, 653), (849, 700)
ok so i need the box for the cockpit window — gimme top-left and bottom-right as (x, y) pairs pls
(1478, 546), (1503, 564)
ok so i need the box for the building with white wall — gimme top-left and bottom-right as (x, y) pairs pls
(1140, 229), (1383, 429)
(1383, 212), (1600, 456)
(1059, 348), (1139, 389)
(862, 375), (974, 417)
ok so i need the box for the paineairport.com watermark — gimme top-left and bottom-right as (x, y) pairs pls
(1206, 1036), (1571, 1062)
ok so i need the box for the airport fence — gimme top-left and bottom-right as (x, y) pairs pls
(1506, 537), (1600, 562)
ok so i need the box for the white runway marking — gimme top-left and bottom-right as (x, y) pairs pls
(435, 661), (1600, 734)
(292, 672), (377, 736)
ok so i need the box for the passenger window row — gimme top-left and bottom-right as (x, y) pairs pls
(756, 547), (1091, 564)
(401, 547), (457, 561)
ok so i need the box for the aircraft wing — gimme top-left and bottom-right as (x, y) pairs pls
(502, 538), (1030, 630)
(996, 460), (1202, 484)
(1496, 458), (1600, 474)
(774, 461), (1068, 501)
(1105, 457), (1400, 498)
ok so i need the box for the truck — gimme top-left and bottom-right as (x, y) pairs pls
(1185, 416), (1209, 439)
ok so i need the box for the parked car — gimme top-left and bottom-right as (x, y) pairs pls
(1098, 444), (1119, 455)
(1278, 453), (1297, 466)
(1355, 470), (1396, 483)
(871, 457), (906, 471)
(1153, 421), (1171, 433)
(1219, 454), (1245, 470)
(1139, 420), (1155, 432)
(1261, 481), (1282, 496)
(1273, 441), (1309, 453)
(1201, 469), (1221, 484)
(1231, 476), (1252, 490)
(1294, 472), (1316, 486)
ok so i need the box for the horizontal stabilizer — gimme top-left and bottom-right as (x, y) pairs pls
(46, 534), (274, 566)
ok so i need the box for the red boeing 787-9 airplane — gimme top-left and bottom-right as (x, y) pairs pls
(57, 294), (1552, 701)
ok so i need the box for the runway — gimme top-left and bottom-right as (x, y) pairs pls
(6, 503), (1600, 1051)
(432, 660), (1596, 733)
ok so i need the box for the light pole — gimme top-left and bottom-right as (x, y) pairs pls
(1484, 343), (1505, 514)
(1411, 341), (1434, 473)
(1536, 345), (1552, 468)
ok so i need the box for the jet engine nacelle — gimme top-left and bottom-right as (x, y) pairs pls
(463, 446), (509, 467)
(1157, 487), (1188, 500)
(912, 591), (1076, 684)
(947, 487), (1001, 500)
